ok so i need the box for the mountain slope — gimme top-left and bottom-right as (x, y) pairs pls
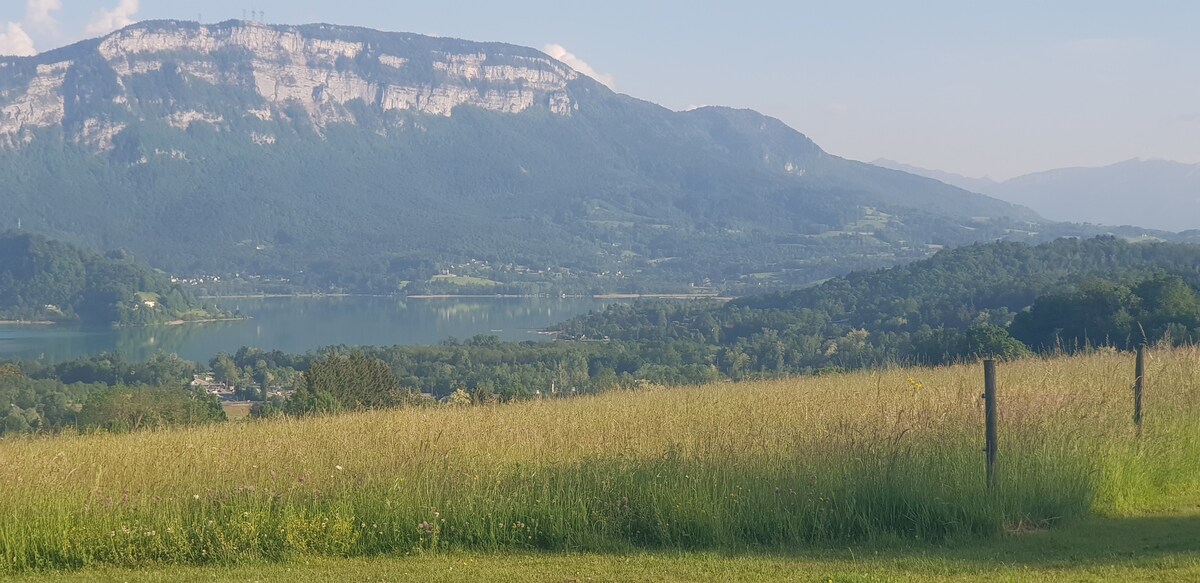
(876, 159), (1200, 233)
(989, 159), (1200, 232)
(871, 158), (1000, 195)
(1, 20), (1044, 292)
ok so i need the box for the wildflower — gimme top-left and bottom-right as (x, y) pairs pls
(193, 494), (200, 500)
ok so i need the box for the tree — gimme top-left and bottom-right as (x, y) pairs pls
(960, 324), (1031, 361)
(292, 352), (405, 413)
(0, 363), (22, 380)
(1133, 276), (1200, 343)
(78, 386), (225, 432)
(211, 353), (241, 385)
(447, 388), (472, 406)
(1012, 280), (1139, 350)
(283, 389), (341, 417)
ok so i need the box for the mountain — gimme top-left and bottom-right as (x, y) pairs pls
(1, 20), (1047, 293)
(876, 159), (1200, 233)
(0, 231), (227, 326)
(989, 160), (1200, 232)
(871, 159), (1000, 195)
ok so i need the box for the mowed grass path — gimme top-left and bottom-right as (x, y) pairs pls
(2, 348), (1198, 578)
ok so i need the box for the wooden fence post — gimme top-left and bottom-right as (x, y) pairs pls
(1134, 345), (1146, 433)
(983, 359), (998, 492)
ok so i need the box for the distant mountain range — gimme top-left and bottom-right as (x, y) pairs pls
(874, 159), (1200, 233)
(0, 20), (1159, 293)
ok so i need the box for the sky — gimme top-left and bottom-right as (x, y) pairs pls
(1, 0), (1197, 180)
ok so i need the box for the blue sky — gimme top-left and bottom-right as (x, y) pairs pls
(1, 0), (1197, 179)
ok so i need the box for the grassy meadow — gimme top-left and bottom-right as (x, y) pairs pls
(1, 347), (1198, 577)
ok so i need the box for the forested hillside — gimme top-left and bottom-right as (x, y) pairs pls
(556, 237), (1200, 372)
(0, 232), (229, 326)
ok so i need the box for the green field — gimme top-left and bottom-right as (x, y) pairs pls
(2, 348), (1198, 580)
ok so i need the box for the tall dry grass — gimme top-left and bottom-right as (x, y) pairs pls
(0, 347), (1197, 571)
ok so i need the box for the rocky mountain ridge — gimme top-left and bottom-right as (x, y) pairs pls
(0, 20), (579, 150)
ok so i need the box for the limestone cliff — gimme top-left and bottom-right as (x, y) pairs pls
(0, 20), (582, 149)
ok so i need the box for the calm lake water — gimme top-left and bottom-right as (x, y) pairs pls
(0, 296), (617, 363)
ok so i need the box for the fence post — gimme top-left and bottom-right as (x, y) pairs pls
(983, 359), (998, 492)
(1134, 345), (1146, 433)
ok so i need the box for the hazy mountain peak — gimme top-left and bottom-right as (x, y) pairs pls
(878, 157), (1200, 232)
(870, 159), (999, 193)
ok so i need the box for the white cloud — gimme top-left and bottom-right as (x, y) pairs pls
(25, 0), (62, 33)
(0, 22), (36, 56)
(543, 43), (615, 89)
(85, 0), (140, 36)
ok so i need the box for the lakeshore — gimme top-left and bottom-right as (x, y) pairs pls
(591, 293), (729, 301)
(0, 296), (619, 363)
(203, 292), (730, 301)
(161, 317), (249, 326)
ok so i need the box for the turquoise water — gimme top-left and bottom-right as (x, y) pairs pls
(0, 296), (615, 363)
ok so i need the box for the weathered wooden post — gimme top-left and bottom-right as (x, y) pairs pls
(1134, 344), (1146, 433)
(983, 359), (998, 492)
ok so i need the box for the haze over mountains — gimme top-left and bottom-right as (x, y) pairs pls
(0, 20), (1163, 293)
(874, 159), (1200, 233)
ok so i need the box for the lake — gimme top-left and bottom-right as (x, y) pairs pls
(0, 296), (618, 363)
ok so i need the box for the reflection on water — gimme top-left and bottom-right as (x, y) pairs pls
(0, 297), (616, 363)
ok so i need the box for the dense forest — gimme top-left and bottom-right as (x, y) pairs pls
(0, 232), (231, 326)
(4, 236), (1199, 434)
